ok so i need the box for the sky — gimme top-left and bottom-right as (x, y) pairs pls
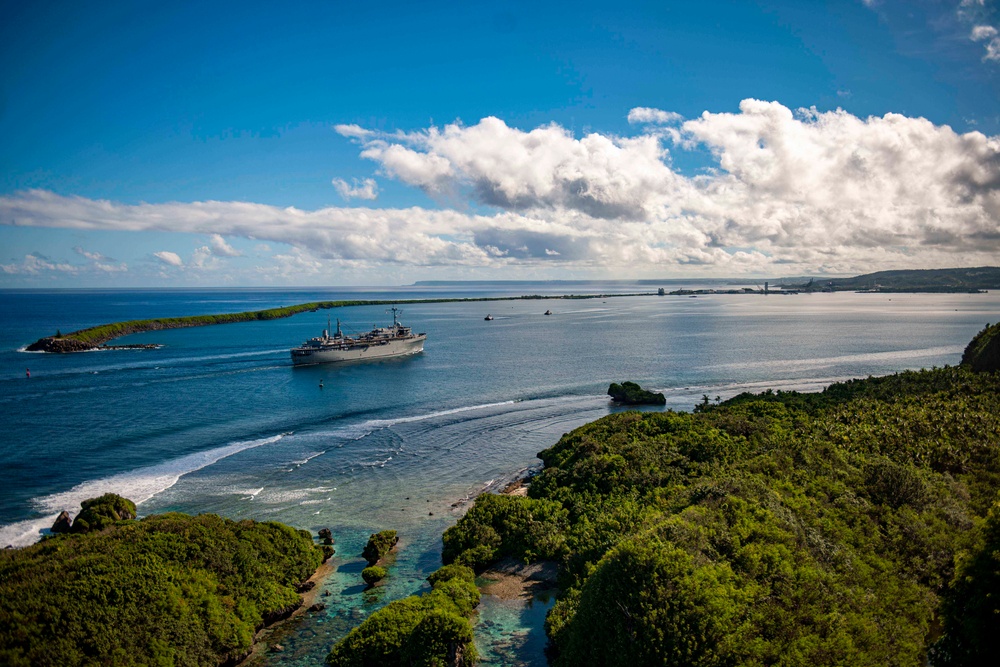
(1, 0), (998, 287)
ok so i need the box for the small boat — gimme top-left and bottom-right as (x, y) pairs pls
(484, 314), (494, 321)
(544, 310), (552, 315)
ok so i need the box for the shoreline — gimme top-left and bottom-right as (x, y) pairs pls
(236, 558), (337, 666)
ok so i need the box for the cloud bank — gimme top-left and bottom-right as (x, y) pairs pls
(3, 99), (999, 276)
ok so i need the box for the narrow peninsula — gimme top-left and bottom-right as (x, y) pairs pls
(25, 293), (652, 353)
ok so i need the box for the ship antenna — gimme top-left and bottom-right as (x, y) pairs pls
(387, 305), (401, 328)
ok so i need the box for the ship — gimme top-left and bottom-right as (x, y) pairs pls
(290, 307), (426, 365)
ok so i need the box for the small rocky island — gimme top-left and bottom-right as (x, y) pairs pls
(607, 381), (666, 405)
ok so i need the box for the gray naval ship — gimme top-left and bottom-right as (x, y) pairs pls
(291, 307), (427, 365)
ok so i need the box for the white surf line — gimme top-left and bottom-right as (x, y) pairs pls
(312, 399), (520, 442)
(0, 433), (289, 548)
(699, 345), (964, 372)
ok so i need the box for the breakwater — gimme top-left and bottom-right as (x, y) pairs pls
(25, 293), (653, 352)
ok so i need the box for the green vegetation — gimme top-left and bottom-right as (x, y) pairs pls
(607, 381), (666, 406)
(68, 492), (137, 533)
(29, 292), (654, 350)
(327, 565), (479, 667)
(0, 501), (325, 667)
(931, 492), (1000, 666)
(962, 322), (1000, 373)
(442, 362), (1000, 666)
(362, 566), (388, 585)
(785, 266), (1000, 292)
(363, 530), (399, 566)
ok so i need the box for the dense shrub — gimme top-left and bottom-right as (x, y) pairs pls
(0, 510), (324, 667)
(933, 492), (1000, 665)
(362, 566), (388, 585)
(439, 364), (1000, 666)
(70, 493), (137, 533)
(961, 321), (1000, 372)
(442, 494), (567, 570)
(327, 565), (479, 667)
(362, 530), (399, 566)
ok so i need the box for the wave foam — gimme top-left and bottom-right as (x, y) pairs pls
(314, 399), (518, 442)
(0, 433), (287, 548)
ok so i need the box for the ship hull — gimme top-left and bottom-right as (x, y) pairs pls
(291, 334), (426, 366)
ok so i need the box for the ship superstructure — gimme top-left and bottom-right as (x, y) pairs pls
(290, 307), (426, 365)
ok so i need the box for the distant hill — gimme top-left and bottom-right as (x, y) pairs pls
(781, 267), (1000, 292)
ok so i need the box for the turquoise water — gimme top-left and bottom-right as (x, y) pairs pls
(1, 285), (997, 665)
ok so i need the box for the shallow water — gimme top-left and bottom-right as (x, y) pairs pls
(1, 284), (996, 665)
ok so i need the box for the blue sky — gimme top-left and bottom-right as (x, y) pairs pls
(1, 0), (998, 286)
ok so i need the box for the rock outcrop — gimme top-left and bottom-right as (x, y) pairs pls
(607, 381), (666, 406)
(25, 337), (96, 353)
(50, 511), (72, 534)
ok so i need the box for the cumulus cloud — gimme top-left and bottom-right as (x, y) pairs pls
(3, 100), (1000, 276)
(332, 177), (379, 201)
(153, 251), (183, 267)
(208, 233), (241, 257)
(971, 24), (998, 40)
(353, 116), (690, 220)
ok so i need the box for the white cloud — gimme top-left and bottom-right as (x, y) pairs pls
(971, 25), (998, 41)
(153, 251), (183, 267)
(3, 100), (999, 276)
(72, 245), (127, 272)
(334, 124), (374, 141)
(209, 233), (241, 257)
(190, 246), (212, 268)
(1, 253), (78, 275)
(73, 246), (108, 261)
(970, 24), (1000, 61)
(355, 116), (686, 220)
(627, 107), (684, 125)
(332, 177), (379, 201)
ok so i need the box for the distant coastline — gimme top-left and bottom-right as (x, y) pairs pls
(23, 266), (998, 352)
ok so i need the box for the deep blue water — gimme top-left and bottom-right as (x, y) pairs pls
(1, 284), (997, 666)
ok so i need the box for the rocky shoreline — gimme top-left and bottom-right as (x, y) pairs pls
(24, 337), (162, 353)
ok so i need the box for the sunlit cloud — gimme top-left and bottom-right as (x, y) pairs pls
(332, 177), (379, 201)
(153, 250), (183, 267)
(208, 234), (241, 257)
(3, 100), (999, 277)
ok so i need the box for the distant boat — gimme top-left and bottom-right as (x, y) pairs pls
(544, 310), (552, 315)
(484, 314), (494, 321)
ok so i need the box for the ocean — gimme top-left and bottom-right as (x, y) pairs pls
(1, 284), (996, 666)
